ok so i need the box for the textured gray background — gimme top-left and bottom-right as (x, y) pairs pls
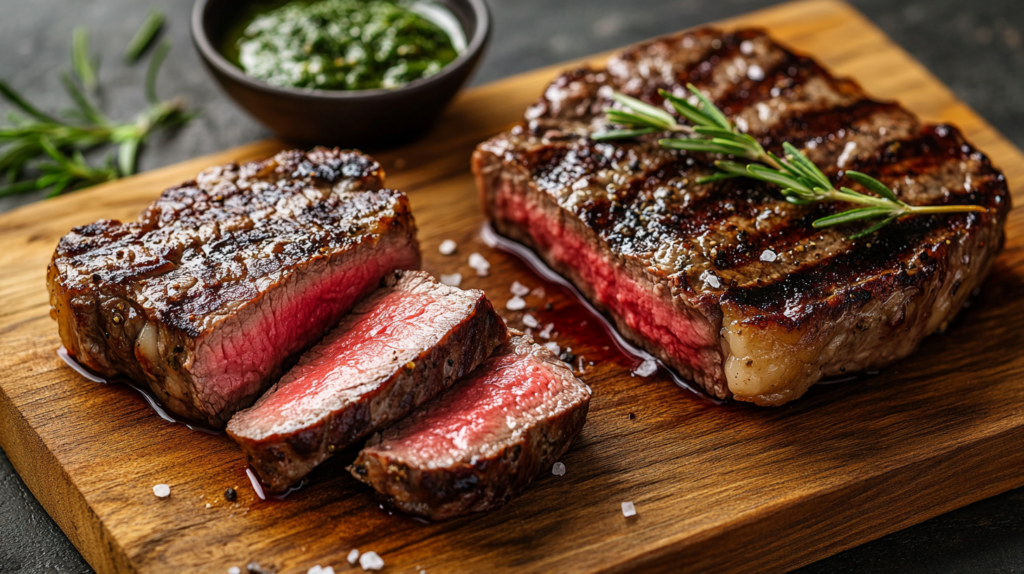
(1, 0), (1023, 572)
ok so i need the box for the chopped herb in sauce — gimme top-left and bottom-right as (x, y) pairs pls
(225, 0), (462, 91)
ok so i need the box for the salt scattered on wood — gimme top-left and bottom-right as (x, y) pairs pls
(439, 273), (462, 287)
(506, 296), (526, 311)
(544, 342), (560, 355)
(468, 252), (490, 276)
(347, 550), (360, 564)
(153, 484), (170, 498)
(633, 359), (657, 377)
(438, 239), (457, 255)
(359, 551), (384, 571)
(760, 249), (777, 262)
(552, 462), (566, 476)
(622, 501), (637, 517)
(205, 503), (211, 509)
(228, 567), (240, 574)
(538, 323), (554, 339)
(510, 281), (530, 296)
(307, 566), (335, 574)
(522, 313), (539, 328)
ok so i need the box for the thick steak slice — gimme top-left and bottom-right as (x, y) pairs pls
(48, 148), (420, 428)
(227, 271), (508, 493)
(473, 28), (1010, 406)
(350, 333), (591, 520)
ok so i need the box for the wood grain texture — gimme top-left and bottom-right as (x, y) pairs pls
(2, 1), (1023, 572)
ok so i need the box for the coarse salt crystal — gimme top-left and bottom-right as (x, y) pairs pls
(307, 566), (323, 574)
(544, 342), (561, 355)
(552, 462), (566, 476)
(511, 281), (530, 296)
(347, 549), (360, 564)
(359, 551), (384, 571)
(523, 314), (539, 329)
(734, 117), (748, 133)
(747, 64), (765, 81)
(756, 102), (771, 122)
(205, 503), (211, 509)
(438, 239), (457, 255)
(700, 270), (721, 289)
(506, 296), (526, 311)
(228, 567), (240, 574)
(538, 323), (554, 339)
(836, 141), (857, 168)
(740, 40), (755, 55)
(468, 252), (490, 276)
(530, 286), (546, 298)
(439, 273), (462, 287)
(153, 484), (170, 498)
(633, 359), (657, 378)
(622, 501), (637, 517)
(760, 249), (777, 262)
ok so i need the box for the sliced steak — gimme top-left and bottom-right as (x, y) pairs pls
(473, 28), (1010, 406)
(350, 333), (592, 520)
(227, 271), (508, 493)
(48, 148), (420, 428)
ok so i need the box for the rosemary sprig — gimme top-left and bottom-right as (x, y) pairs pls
(594, 84), (987, 238)
(125, 9), (165, 63)
(0, 16), (194, 198)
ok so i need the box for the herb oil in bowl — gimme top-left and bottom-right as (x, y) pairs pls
(223, 0), (465, 92)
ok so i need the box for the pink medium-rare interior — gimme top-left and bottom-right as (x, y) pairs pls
(238, 289), (450, 431)
(491, 179), (715, 375)
(192, 244), (418, 418)
(383, 353), (562, 465)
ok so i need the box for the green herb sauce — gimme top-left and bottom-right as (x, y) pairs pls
(224, 0), (462, 91)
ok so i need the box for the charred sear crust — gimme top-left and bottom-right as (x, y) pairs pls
(227, 271), (509, 493)
(350, 334), (591, 521)
(473, 27), (1010, 405)
(48, 147), (421, 428)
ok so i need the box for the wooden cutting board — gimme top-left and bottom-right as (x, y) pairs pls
(2, 1), (1023, 572)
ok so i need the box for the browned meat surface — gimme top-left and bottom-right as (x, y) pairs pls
(228, 271), (508, 493)
(350, 333), (591, 520)
(473, 27), (1010, 406)
(48, 148), (420, 428)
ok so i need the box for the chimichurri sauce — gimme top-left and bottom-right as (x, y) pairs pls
(224, 0), (462, 91)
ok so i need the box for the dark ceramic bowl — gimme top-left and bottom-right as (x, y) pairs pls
(191, 0), (491, 147)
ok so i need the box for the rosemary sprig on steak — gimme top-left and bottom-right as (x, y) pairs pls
(0, 15), (194, 198)
(594, 84), (988, 238)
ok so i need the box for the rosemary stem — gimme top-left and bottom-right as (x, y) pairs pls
(906, 204), (989, 215)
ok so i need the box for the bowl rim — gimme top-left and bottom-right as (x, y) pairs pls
(191, 0), (491, 100)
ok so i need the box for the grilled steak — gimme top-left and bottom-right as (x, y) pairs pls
(473, 28), (1010, 406)
(228, 270), (508, 492)
(48, 148), (420, 428)
(350, 332), (591, 520)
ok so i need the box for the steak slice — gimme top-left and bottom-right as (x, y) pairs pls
(473, 28), (1010, 406)
(227, 270), (508, 493)
(350, 333), (592, 521)
(48, 148), (420, 428)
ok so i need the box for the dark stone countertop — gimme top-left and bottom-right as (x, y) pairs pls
(1, 0), (1022, 572)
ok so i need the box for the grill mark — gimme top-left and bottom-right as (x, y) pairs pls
(759, 99), (907, 150)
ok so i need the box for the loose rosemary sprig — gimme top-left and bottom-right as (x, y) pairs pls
(593, 84), (987, 238)
(0, 13), (194, 198)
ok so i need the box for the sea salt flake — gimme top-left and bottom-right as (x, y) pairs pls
(347, 550), (360, 564)
(439, 273), (462, 287)
(468, 252), (490, 276)
(756, 102), (771, 122)
(228, 567), (241, 574)
(837, 141), (857, 168)
(438, 239), (457, 255)
(506, 296), (526, 311)
(633, 359), (657, 377)
(530, 286), (546, 298)
(153, 484), (170, 498)
(552, 462), (566, 476)
(359, 551), (384, 571)
(523, 314), (539, 329)
(740, 40), (755, 55)
(622, 501), (637, 517)
(700, 270), (721, 289)
(544, 342), (561, 355)
(538, 323), (555, 339)
(760, 249), (777, 262)
(734, 117), (748, 133)
(511, 281), (530, 296)
(747, 64), (765, 81)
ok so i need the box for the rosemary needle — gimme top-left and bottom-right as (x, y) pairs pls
(125, 9), (165, 63)
(595, 84), (987, 238)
